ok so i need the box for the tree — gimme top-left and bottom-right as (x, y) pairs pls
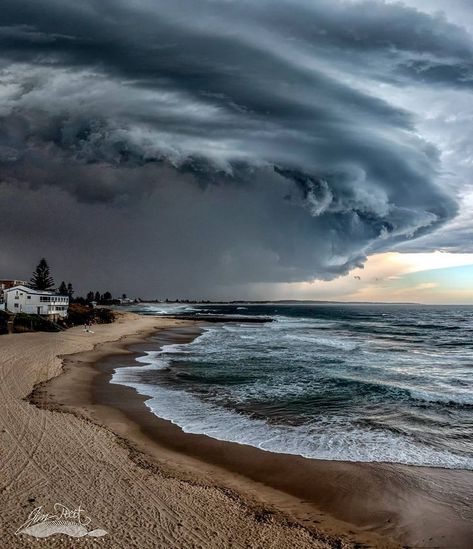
(94, 291), (101, 302)
(103, 291), (112, 301)
(122, 293), (127, 300)
(86, 291), (95, 303)
(67, 282), (74, 298)
(58, 281), (68, 295)
(31, 258), (55, 291)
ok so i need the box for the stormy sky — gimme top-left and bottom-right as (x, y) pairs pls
(1, 0), (472, 299)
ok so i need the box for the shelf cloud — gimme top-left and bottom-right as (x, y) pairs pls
(1, 0), (471, 296)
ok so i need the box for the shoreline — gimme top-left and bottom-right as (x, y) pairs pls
(1, 313), (353, 548)
(28, 318), (473, 548)
(29, 321), (364, 548)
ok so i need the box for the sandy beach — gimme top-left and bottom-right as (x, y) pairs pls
(1, 312), (472, 548)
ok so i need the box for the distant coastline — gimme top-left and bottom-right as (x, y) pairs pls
(129, 299), (422, 305)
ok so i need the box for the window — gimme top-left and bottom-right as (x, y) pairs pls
(27, 296), (31, 299)
(14, 303), (18, 308)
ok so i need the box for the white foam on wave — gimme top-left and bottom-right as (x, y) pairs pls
(129, 303), (200, 315)
(111, 350), (473, 470)
(409, 388), (473, 406)
(286, 333), (360, 351)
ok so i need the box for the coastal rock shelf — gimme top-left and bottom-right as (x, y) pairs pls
(168, 314), (274, 323)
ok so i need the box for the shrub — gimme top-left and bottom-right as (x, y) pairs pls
(94, 308), (115, 324)
(66, 303), (95, 326)
(65, 303), (116, 327)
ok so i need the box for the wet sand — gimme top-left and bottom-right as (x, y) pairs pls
(31, 321), (473, 548)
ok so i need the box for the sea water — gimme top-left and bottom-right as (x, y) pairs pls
(112, 303), (473, 469)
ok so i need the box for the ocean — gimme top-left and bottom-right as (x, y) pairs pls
(112, 303), (473, 469)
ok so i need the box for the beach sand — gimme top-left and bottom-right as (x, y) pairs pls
(1, 312), (471, 547)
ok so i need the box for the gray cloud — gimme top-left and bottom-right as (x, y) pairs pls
(0, 0), (470, 295)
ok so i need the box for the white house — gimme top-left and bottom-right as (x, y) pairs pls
(4, 285), (69, 318)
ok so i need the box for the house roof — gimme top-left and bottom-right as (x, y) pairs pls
(4, 285), (64, 296)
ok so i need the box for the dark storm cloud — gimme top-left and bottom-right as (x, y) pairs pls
(0, 0), (470, 293)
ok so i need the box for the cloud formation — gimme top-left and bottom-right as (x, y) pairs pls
(0, 0), (471, 295)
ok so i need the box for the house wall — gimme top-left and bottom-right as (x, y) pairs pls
(5, 288), (69, 317)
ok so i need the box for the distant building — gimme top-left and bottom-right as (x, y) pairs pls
(0, 279), (28, 303)
(4, 285), (69, 318)
(118, 297), (134, 305)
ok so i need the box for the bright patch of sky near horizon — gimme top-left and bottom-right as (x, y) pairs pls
(249, 252), (473, 304)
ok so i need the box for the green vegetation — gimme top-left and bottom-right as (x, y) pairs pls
(79, 290), (121, 306)
(65, 303), (115, 326)
(58, 281), (68, 295)
(30, 258), (55, 291)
